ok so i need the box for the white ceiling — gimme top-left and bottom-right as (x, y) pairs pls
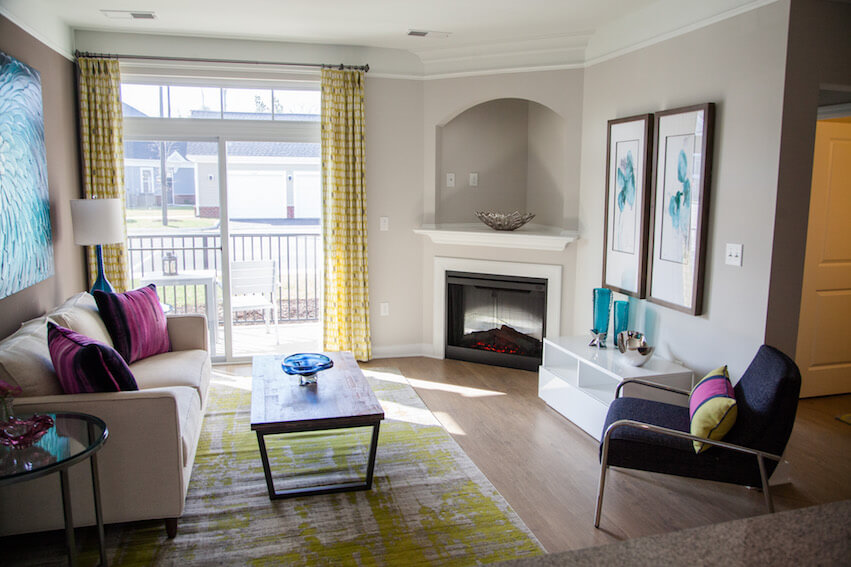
(0, 0), (776, 75)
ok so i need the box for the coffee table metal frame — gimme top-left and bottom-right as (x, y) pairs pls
(253, 416), (382, 499)
(0, 411), (109, 567)
(250, 351), (384, 500)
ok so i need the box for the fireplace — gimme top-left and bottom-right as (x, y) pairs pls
(445, 271), (547, 371)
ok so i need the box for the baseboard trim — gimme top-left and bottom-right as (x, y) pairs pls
(372, 343), (434, 359)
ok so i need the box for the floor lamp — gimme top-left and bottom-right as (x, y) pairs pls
(70, 198), (125, 294)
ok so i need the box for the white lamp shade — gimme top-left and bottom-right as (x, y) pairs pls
(70, 199), (125, 245)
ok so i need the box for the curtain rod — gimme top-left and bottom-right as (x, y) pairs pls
(73, 51), (369, 72)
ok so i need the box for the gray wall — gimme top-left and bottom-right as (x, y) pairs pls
(573, 1), (790, 379)
(365, 78), (426, 353)
(437, 99), (529, 223)
(0, 15), (86, 340)
(527, 102), (568, 228)
(766, 0), (851, 357)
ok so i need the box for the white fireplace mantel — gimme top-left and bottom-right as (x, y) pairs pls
(414, 223), (579, 251)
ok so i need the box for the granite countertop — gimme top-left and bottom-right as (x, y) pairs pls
(501, 500), (850, 566)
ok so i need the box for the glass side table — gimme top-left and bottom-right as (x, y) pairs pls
(0, 412), (109, 567)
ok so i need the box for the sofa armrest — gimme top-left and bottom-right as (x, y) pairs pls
(3, 388), (195, 531)
(167, 314), (208, 352)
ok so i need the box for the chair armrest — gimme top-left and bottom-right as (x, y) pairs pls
(615, 378), (691, 399)
(601, 419), (782, 461)
(167, 314), (208, 352)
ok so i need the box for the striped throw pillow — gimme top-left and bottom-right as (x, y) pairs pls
(689, 366), (737, 454)
(47, 322), (138, 394)
(94, 284), (171, 364)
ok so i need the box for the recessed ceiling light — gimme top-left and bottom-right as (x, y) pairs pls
(100, 10), (157, 20)
(407, 29), (451, 39)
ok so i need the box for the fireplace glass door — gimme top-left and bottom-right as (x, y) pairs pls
(446, 272), (546, 371)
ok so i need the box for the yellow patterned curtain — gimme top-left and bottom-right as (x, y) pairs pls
(321, 68), (371, 361)
(77, 57), (129, 291)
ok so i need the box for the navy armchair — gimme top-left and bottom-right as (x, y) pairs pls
(594, 345), (801, 528)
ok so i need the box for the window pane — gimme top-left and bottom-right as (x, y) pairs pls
(273, 90), (320, 121)
(121, 84), (163, 117)
(168, 86), (221, 118)
(223, 88), (273, 120)
(123, 140), (219, 232)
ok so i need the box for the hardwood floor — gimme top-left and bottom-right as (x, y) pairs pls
(359, 357), (851, 554)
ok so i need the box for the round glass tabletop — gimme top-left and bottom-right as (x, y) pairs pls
(0, 412), (108, 486)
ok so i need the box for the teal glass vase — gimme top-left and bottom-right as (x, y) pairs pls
(592, 288), (612, 342)
(613, 300), (629, 347)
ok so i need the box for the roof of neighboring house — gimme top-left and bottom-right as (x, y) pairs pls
(125, 140), (319, 160)
(187, 141), (320, 158)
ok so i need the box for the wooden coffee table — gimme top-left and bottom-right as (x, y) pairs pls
(250, 351), (384, 499)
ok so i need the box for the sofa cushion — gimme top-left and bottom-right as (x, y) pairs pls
(130, 349), (210, 403)
(0, 318), (62, 397)
(47, 323), (138, 394)
(48, 292), (114, 347)
(94, 284), (171, 364)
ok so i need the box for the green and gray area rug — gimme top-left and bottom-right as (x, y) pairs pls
(9, 368), (543, 566)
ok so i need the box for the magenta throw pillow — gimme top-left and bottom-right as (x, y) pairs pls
(47, 322), (138, 394)
(93, 284), (171, 363)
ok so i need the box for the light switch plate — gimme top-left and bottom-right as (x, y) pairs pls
(469, 172), (478, 187)
(446, 173), (455, 188)
(379, 217), (389, 231)
(379, 302), (390, 316)
(725, 243), (743, 266)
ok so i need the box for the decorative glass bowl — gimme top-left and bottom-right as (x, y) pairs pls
(475, 211), (535, 231)
(0, 414), (55, 449)
(282, 353), (333, 385)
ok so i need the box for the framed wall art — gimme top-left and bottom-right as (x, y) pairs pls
(647, 103), (715, 315)
(0, 51), (54, 300)
(602, 114), (652, 298)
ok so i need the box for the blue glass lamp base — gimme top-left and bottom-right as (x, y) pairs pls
(90, 244), (115, 294)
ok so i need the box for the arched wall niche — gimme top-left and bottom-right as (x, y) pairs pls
(435, 97), (567, 227)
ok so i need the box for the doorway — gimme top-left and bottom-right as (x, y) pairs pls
(795, 116), (851, 397)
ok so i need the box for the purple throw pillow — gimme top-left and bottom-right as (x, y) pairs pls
(93, 284), (171, 363)
(47, 322), (138, 394)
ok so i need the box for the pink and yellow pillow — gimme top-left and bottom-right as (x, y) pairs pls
(689, 365), (737, 453)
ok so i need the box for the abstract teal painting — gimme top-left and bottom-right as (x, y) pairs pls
(613, 141), (638, 254)
(0, 51), (54, 299)
(659, 134), (695, 264)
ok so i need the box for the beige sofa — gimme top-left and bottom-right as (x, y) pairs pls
(0, 292), (211, 538)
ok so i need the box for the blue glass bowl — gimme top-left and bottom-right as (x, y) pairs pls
(281, 353), (333, 377)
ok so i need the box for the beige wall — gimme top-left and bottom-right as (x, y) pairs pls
(527, 102), (568, 228)
(573, 1), (790, 378)
(766, 0), (851, 357)
(0, 15), (85, 340)
(437, 99), (529, 223)
(365, 78), (426, 354)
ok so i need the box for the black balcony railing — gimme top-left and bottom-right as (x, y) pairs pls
(127, 231), (320, 322)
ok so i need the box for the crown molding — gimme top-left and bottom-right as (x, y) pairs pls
(0, 4), (74, 60)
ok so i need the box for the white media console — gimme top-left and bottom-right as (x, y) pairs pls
(538, 336), (694, 441)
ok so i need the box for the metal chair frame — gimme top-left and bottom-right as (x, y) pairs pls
(595, 378), (782, 528)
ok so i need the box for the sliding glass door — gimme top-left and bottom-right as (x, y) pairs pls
(122, 80), (322, 361)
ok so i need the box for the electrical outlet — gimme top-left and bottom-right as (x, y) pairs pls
(379, 302), (390, 316)
(446, 173), (455, 188)
(725, 243), (743, 266)
(469, 172), (478, 187)
(379, 217), (389, 231)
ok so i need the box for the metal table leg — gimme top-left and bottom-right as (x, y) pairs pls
(89, 422), (108, 567)
(256, 422), (382, 500)
(59, 468), (77, 567)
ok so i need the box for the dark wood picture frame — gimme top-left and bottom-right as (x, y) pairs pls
(647, 103), (715, 315)
(602, 114), (653, 298)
